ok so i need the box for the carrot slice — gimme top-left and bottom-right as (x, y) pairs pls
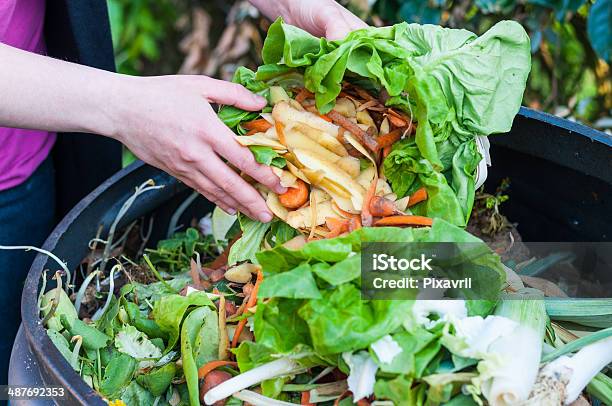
(278, 179), (309, 209)
(231, 269), (263, 349)
(275, 121), (287, 145)
(301, 391), (315, 406)
(376, 128), (404, 150)
(197, 360), (237, 380)
(242, 118), (272, 133)
(369, 196), (401, 217)
(348, 216), (362, 232)
(387, 113), (407, 127)
(408, 187), (428, 207)
(382, 145), (392, 159)
(373, 215), (433, 227)
(319, 114), (333, 122)
(325, 217), (350, 238)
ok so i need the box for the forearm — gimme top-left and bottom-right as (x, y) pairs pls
(0, 42), (123, 137)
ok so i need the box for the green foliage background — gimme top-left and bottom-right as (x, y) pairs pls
(107, 0), (611, 128)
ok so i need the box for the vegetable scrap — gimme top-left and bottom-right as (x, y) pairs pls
(29, 18), (612, 406)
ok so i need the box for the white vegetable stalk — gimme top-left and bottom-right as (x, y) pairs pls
(481, 289), (547, 406)
(233, 390), (297, 406)
(532, 337), (612, 405)
(203, 358), (303, 405)
(343, 351), (378, 402)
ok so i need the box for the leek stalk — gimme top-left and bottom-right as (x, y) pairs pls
(482, 288), (547, 406)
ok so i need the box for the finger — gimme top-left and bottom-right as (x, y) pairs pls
(209, 120), (286, 194)
(335, 3), (368, 30)
(202, 78), (267, 111)
(201, 154), (274, 223)
(188, 174), (240, 215)
(322, 6), (367, 40)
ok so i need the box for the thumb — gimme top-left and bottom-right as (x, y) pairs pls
(203, 78), (267, 111)
(322, 11), (353, 40)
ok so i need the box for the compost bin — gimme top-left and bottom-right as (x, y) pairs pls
(8, 107), (612, 405)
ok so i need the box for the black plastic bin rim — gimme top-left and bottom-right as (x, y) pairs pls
(19, 108), (610, 404)
(518, 107), (611, 146)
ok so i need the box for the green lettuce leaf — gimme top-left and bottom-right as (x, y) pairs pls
(248, 146), (286, 168)
(228, 215), (272, 265)
(298, 283), (412, 355)
(151, 292), (214, 351)
(258, 263), (322, 299)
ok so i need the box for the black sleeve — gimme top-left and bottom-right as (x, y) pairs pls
(44, 0), (122, 218)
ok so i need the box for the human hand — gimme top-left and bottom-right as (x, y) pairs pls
(251, 0), (367, 40)
(111, 75), (286, 222)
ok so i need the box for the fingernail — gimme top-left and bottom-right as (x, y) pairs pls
(276, 186), (288, 194)
(259, 212), (273, 222)
(253, 94), (266, 104)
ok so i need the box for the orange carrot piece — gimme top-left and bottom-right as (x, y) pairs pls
(373, 215), (433, 227)
(408, 187), (428, 207)
(231, 269), (263, 349)
(275, 121), (287, 145)
(295, 88), (314, 103)
(197, 360), (238, 380)
(242, 118), (272, 132)
(361, 177), (378, 227)
(348, 216), (362, 232)
(376, 128), (404, 150)
(319, 114), (333, 122)
(387, 113), (407, 127)
(382, 145), (392, 159)
(325, 217), (350, 238)
(278, 179), (309, 209)
(301, 391), (315, 406)
(369, 196), (401, 217)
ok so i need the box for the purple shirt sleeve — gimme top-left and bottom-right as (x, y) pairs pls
(0, 0), (56, 191)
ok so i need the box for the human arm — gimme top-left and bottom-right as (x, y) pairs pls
(0, 42), (285, 221)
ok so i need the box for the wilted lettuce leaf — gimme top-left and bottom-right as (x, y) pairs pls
(253, 297), (312, 353)
(298, 284), (412, 355)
